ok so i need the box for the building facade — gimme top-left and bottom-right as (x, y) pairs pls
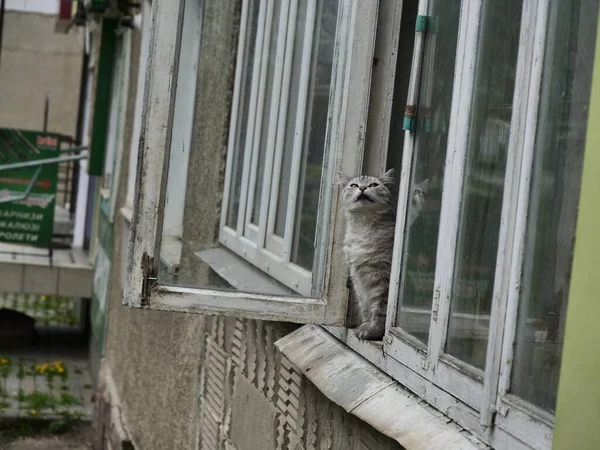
(92, 0), (600, 449)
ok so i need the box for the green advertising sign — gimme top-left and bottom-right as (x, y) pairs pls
(0, 129), (61, 247)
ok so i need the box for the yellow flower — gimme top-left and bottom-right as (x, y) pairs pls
(40, 295), (46, 301)
(57, 367), (64, 373)
(30, 409), (37, 415)
(0, 358), (7, 364)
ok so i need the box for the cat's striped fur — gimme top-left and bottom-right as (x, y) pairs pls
(340, 170), (427, 340)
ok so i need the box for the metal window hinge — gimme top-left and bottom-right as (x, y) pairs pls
(141, 253), (157, 305)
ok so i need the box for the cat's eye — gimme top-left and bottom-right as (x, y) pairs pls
(369, 183), (379, 188)
(350, 183), (358, 188)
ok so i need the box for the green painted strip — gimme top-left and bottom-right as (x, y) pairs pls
(402, 117), (415, 131)
(88, 18), (118, 176)
(415, 15), (428, 32)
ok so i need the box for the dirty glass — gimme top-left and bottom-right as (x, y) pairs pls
(290, 0), (339, 271)
(395, 0), (461, 345)
(227, 0), (261, 229)
(159, 0), (343, 298)
(250, 0), (282, 225)
(445, 0), (523, 370)
(511, 0), (598, 411)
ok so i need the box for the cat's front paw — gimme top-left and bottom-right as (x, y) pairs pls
(354, 322), (384, 341)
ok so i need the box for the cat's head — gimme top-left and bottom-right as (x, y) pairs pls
(412, 179), (429, 209)
(339, 169), (394, 214)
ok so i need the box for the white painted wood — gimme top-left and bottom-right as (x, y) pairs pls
(265, 0), (300, 245)
(495, 396), (554, 450)
(150, 284), (330, 323)
(244, 0), (276, 236)
(281, 0), (317, 262)
(257, 0), (290, 248)
(343, 329), (534, 450)
(311, 0), (350, 295)
(426, 0), (482, 372)
(126, 0), (152, 208)
(497, 0), (550, 408)
(386, 0), (430, 333)
(276, 325), (486, 450)
(386, 0), (489, 416)
(124, 0), (185, 307)
(221, 226), (312, 295)
(322, 0), (379, 318)
(236, 0), (268, 236)
(164, 0), (204, 238)
(197, 247), (294, 295)
(479, 0), (541, 427)
(130, 0), (379, 324)
(363, 0), (405, 177)
(219, 0), (252, 232)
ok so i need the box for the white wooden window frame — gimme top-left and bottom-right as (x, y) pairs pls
(163, 0), (203, 240)
(331, 1), (558, 450)
(125, 0), (152, 210)
(219, 0), (342, 297)
(124, 0), (379, 324)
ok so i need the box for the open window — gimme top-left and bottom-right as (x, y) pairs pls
(126, 0), (597, 448)
(333, 0), (596, 449)
(125, 0), (379, 324)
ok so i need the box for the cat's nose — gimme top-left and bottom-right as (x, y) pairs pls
(358, 186), (366, 192)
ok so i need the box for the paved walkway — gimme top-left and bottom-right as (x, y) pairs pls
(0, 424), (92, 450)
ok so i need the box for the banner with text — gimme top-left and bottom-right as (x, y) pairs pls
(0, 129), (61, 247)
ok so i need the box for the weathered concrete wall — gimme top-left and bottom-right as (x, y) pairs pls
(98, 13), (205, 450)
(0, 12), (82, 136)
(99, 0), (404, 448)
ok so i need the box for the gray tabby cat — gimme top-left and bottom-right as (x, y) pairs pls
(340, 169), (428, 340)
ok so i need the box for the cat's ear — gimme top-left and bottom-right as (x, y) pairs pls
(336, 172), (352, 186)
(380, 169), (394, 186)
(416, 178), (429, 190)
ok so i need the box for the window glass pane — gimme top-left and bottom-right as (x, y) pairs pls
(291, 0), (339, 271)
(226, 0), (260, 228)
(396, 0), (461, 344)
(250, 0), (282, 225)
(511, 0), (598, 411)
(273, 0), (309, 238)
(158, 0), (344, 297)
(445, 0), (523, 370)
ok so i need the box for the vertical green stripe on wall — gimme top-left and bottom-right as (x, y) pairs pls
(88, 18), (118, 176)
(552, 8), (600, 450)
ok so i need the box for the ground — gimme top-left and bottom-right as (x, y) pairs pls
(0, 422), (92, 450)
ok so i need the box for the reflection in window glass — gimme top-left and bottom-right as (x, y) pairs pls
(446, 0), (523, 370)
(273, 1), (309, 238)
(250, 0), (282, 225)
(396, 0), (461, 344)
(164, 0), (344, 296)
(291, 0), (339, 271)
(511, 0), (598, 411)
(226, 0), (260, 228)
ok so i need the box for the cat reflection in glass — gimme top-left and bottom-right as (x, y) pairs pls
(340, 169), (428, 340)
